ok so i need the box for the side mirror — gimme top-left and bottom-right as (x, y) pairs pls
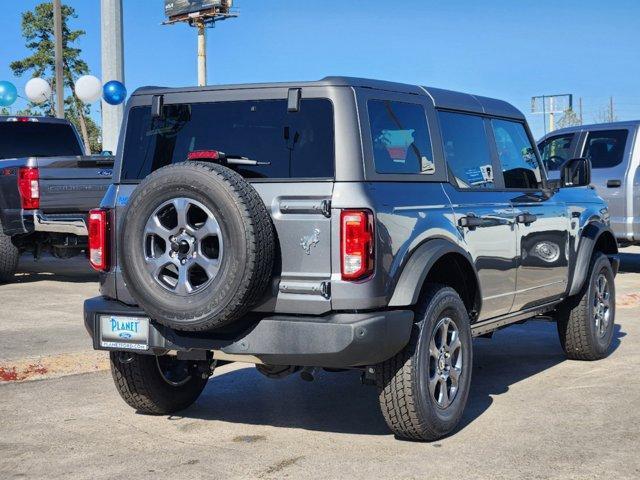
(560, 157), (591, 188)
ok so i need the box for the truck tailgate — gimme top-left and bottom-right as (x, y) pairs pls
(37, 156), (113, 213)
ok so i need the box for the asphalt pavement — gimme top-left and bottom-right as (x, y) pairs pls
(1, 251), (639, 479)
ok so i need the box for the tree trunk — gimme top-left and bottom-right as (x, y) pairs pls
(74, 100), (92, 155)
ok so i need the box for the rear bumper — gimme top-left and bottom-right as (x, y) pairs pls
(33, 211), (88, 236)
(2, 209), (88, 237)
(84, 296), (414, 368)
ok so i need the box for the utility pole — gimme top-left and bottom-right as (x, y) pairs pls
(549, 97), (555, 132)
(196, 20), (207, 86)
(609, 97), (615, 122)
(53, 0), (65, 119)
(579, 97), (583, 125)
(101, 0), (125, 154)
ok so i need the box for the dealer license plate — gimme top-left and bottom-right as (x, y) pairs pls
(99, 315), (150, 350)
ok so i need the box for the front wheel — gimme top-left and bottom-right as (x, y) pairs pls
(556, 252), (616, 360)
(110, 352), (210, 414)
(376, 284), (473, 441)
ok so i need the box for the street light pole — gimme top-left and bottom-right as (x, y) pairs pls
(53, 0), (65, 119)
(197, 20), (207, 86)
(101, 0), (125, 154)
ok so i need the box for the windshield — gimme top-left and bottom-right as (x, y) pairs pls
(0, 122), (83, 159)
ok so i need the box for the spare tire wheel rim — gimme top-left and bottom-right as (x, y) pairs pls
(143, 197), (224, 296)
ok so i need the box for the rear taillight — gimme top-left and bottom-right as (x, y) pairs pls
(88, 209), (108, 271)
(18, 167), (40, 210)
(341, 209), (374, 281)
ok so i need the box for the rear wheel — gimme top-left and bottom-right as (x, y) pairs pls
(110, 352), (210, 415)
(0, 221), (19, 283)
(376, 284), (472, 441)
(557, 252), (616, 360)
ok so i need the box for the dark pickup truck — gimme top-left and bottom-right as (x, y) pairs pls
(0, 115), (114, 282)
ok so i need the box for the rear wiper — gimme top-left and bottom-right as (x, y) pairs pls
(225, 155), (270, 166)
(187, 150), (270, 166)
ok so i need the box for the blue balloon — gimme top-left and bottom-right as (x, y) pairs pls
(0, 81), (18, 107)
(102, 80), (127, 105)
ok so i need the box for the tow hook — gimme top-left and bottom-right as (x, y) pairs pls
(117, 352), (135, 364)
(361, 366), (376, 386)
(300, 366), (317, 382)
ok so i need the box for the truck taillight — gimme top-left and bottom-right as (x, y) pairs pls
(18, 167), (40, 210)
(88, 209), (108, 271)
(341, 210), (374, 281)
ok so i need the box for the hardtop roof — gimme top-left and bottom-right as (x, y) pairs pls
(131, 76), (525, 120)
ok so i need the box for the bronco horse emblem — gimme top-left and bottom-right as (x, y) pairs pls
(300, 228), (320, 255)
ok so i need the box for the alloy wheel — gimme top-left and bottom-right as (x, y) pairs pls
(428, 316), (463, 409)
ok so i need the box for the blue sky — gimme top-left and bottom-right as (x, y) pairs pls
(1, 0), (639, 138)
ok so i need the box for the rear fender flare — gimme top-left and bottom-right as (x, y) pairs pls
(388, 238), (480, 309)
(568, 222), (618, 296)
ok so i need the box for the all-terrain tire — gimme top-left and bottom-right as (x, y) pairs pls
(376, 284), (473, 441)
(0, 220), (19, 283)
(557, 252), (615, 360)
(119, 161), (275, 331)
(110, 353), (209, 415)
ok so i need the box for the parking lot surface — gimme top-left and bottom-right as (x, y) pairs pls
(1, 251), (639, 479)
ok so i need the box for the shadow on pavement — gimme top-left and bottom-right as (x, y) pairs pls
(13, 254), (97, 284)
(175, 320), (625, 437)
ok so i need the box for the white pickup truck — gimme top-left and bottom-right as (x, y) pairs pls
(0, 115), (113, 282)
(539, 120), (640, 246)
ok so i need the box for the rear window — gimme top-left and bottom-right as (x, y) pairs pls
(0, 122), (82, 159)
(581, 129), (628, 169)
(367, 100), (435, 174)
(438, 111), (495, 189)
(120, 99), (334, 181)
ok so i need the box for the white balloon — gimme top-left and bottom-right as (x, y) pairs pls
(25, 77), (52, 104)
(75, 75), (102, 104)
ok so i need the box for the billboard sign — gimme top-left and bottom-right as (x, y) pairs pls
(165, 0), (225, 19)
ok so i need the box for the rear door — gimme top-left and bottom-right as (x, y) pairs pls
(579, 128), (634, 239)
(492, 119), (570, 310)
(437, 111), (518, 320)
(115, 88), (336, 314)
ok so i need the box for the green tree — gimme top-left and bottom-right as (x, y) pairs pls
(10, 2), (101, 153)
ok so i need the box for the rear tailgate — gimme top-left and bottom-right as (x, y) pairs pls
(37, 156), (114, 213)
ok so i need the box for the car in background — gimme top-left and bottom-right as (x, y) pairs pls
(538, 121), (640, 246)
(0, 116), (114, 282)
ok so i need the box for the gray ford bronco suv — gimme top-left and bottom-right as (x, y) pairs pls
(84, 77), (619, 441)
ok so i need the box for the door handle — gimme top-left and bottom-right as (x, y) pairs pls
(606, 179), (622, 188)
(516, 213), (537, 225)
(458, 215), (485, 230)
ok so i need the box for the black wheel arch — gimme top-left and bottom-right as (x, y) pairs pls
(567, 221), (619, 297)
(388, 238), (481, 317)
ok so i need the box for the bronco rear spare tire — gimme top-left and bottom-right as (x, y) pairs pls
(119, 161), (274, 331)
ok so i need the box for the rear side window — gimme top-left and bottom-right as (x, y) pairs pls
(538, 133), (575, 171)
(581, 129), (628, 169)
(438, 111), (494, 189)
(0, 122), (82, 159)
(121, 99), (334, 180)
(491, 119), (543, 190)
(367, 100), (435, 174)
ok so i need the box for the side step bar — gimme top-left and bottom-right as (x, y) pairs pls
(471, 300), (561, 337)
